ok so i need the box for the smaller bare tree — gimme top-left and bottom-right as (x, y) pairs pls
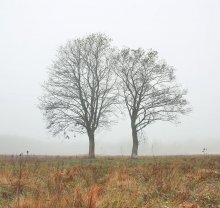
(39, 34), (118, 158)
(115, 48), (191, 158)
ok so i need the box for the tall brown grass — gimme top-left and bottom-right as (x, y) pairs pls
(0, 155), (219, 208)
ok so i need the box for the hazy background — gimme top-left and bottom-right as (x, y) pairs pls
(0, 0), (220, 155)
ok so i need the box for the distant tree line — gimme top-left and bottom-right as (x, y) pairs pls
(39, 33), (190, 158)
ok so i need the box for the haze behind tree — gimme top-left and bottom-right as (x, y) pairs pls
(0, 0), (220, 155)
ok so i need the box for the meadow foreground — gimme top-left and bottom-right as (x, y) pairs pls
(0, 155), (219, 208)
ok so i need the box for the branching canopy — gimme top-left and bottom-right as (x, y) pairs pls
(39, 34), (117, 136)
(115, 48), (190, 133)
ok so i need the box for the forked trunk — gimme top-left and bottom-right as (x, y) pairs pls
(131, 123), (138, 158)
(88, 130), (95, 159)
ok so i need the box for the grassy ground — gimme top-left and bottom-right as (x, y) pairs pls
(0, 155), (219, 208)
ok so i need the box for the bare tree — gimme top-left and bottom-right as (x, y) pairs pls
(115, 48), (190, 158)
(39, 34), (117, 158)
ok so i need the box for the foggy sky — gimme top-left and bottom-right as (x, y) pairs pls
(0, 0), (220, 155)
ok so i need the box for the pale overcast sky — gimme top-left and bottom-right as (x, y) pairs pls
(0, 0), (220, 155)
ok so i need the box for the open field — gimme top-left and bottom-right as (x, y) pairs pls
(0, 155), (219, 208)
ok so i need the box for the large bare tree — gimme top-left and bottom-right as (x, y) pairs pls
(115, 48), (190, 158)
(39, 34), (117, 158)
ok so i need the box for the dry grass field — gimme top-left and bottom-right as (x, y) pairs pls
(0, 155), (219, 208)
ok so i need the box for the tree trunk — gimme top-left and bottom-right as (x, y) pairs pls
(88, 130), (95, 159)
(131, 123), (138, 158)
